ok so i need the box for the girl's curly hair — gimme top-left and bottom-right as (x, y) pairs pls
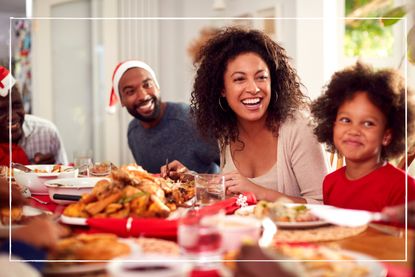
(190, 26), (308, 148)
(311, 62), (415, 160)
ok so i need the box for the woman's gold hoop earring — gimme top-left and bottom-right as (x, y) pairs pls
(219, 97), (227, 112)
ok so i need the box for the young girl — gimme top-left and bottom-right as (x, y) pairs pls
(311, 62), (415, 212)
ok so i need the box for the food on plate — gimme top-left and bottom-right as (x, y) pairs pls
(135, 237), (179, 256)
(33, 164), (65, 173)
(48, 233), (132, 261)
(63, 164), (195, 219)
(90, 162), (113, 176)
(0, 205), (46, 226)
(253, 198), (320, 222)
(0, 207), (23, 225)
(274, 244), (370, 277)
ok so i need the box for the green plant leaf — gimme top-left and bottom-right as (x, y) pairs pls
(380, 5), (408, 26)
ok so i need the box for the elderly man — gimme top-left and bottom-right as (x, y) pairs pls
(109, 60), (219, 173)
(0, 66), (68, 165)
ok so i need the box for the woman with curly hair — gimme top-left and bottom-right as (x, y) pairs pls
(163, 27), (328, 203)
(311, 62), (415, 212)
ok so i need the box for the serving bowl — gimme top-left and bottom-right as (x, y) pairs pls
(45, 177), (106, 205)
(13, 165), (78, 195)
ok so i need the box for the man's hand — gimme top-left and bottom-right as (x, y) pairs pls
(33, 152), (55, 164)
(12, 217), (69, 250)
(160, 160), (189, 180)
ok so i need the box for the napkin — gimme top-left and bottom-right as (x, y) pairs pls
(384, 262), (413, 277)
(190, 269), (221, 277)
(86, 217), (178, 239)
(198, 192), (257, 215)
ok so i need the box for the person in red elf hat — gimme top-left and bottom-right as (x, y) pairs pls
(0, 66), (29, 165)
(0, 65), (68, 165)
(109, 60), (220, 174)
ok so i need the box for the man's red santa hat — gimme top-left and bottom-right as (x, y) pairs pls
(107, 60), (159, 114)
(0, 66), (16, 97)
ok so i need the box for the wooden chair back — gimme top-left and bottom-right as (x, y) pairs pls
(397, 145), (415, 170)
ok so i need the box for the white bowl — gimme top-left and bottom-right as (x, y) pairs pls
(218, 215), (262, 252)
(44, 177), (106, 205)
(13, 165), (78, 195)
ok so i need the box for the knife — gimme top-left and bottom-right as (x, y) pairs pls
(309, 205), (389, 227)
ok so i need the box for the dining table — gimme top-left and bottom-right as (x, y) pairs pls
(25, 194), (414, 277)
(334, 224), (414, 275)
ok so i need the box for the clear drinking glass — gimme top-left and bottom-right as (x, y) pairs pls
(195, 174), (225, 207)
(178, 208), (224, 268)
(73, 149), (93, 176)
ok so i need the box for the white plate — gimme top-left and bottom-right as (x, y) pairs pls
(0, 206), (45, 237)
(43, 239), (140, 275)
(43, 263), (107, 275)
(343, 250), (387, 277)
(274, 249), (387, 277)
(234, 204), (329, 228)
(45, 177), (107, 205)
(13, 165), (78, 195)
(16, 165), (76, 177)
(45, 177), (106, 188)
(60, 215), (87, 225)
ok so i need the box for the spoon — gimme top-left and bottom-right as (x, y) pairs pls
(21, 187), (49, 205)
(30, 196), (49, 205)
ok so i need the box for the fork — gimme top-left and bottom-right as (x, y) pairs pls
(30, 196), (49, 205)
(165, 158), (170, 178)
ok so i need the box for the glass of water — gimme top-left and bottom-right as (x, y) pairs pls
(178, 208), (224, 268)
(195, 174), (225, 207)
(73, 149), (93, 176)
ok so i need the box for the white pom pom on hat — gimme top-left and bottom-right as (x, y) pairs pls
(0, 66), (16, 97)
(107, 60), (159, 114)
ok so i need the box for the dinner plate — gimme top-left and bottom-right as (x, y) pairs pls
(0, 206), (45, 237)
(15, 165), (76, 177)
(234, 204), (329, 228)
(43, 262), (107, 275)
(272, 248), (387, 277)
(60, 214), (87, 225)
(43, 238), (140, 275)
(343, 250), (387, 277)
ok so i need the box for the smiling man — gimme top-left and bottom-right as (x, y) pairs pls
(109, 60), (219, 174)
(0, 66), (68, 165)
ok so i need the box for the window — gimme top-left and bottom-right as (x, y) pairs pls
(344, 0), (394, 58)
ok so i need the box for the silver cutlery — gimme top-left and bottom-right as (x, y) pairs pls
(30, 196), (49, 205)
(11, 162), (32, 173)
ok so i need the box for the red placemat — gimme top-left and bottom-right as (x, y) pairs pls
(384, 262), (413, 277)
(28, 195), (60, 213)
